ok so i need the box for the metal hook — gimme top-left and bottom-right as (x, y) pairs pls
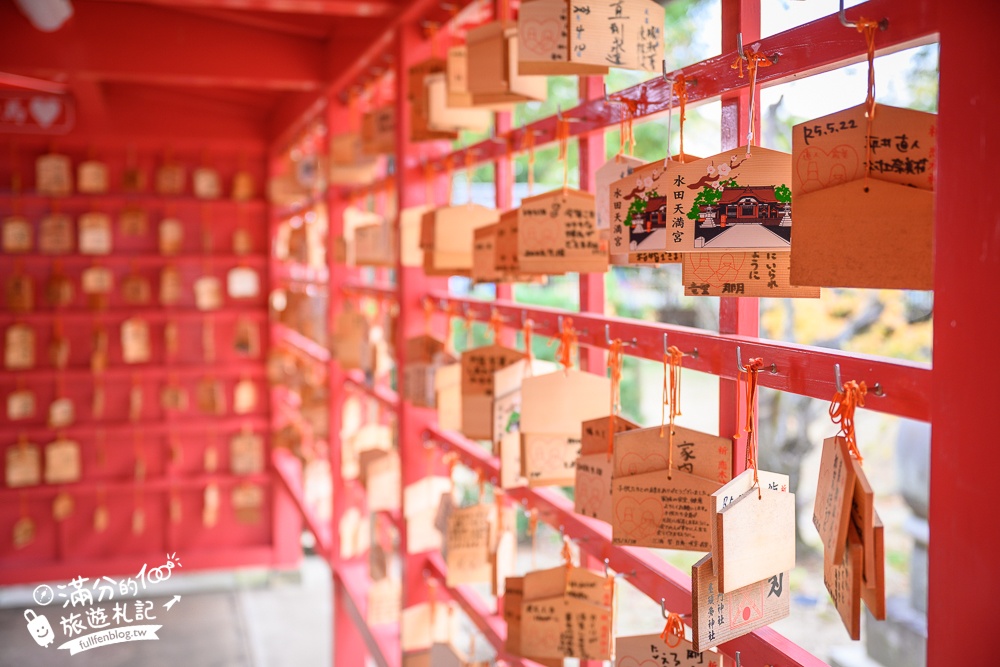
(839, 0), (889, 30)
(662, 60), (698, 87)
(736, 32), (780, 64)
(736, 345), (777, 374)
(520, 310), (528, 327)
(557, 315), (564, 332)
(605, 324), (637, 348)
(659, 599), (691, 619)
(735, 652), (741, 667)
(489, 125), (506, 144)
(556, 104), (563, 120)
(834, 363), (844, 394)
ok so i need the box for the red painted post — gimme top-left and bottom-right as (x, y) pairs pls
(578, 75), (606, 374)
(930, 3), (1000, 665)
(719, 0), (761, 474)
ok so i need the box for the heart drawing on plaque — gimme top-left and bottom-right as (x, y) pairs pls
(685, 253), (748, 288)
(521, 19), (563, 54)
(618, 659), (659, 667)
(619, 452), (668, 476)
(29, 96), (62, 128)
(795, 144), (861, 189)
(575, 474), (604, 515)
(614, 497), (662, 541)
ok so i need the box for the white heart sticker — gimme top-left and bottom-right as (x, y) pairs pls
(29, 96), (62, 128)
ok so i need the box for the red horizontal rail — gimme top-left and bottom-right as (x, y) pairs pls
(0, 193), (267, 208)
(424, 424), (822, 667)
(431, 293), (930, 422)
(272, 261), (329, 285)
(334, 559), (401, 667)
(272, 193), (328, 220)
(5, 253), (267, 265)
(423, 552), (541, 667)
(272, 322), (331, 364)
(0, 363), (267, 382)
(271, 448), (333, 561)
(2, 415), (269, 440)
(0, 308), (267, 323)
(345, 370), (400, 410)
(0, 472), (271, 500)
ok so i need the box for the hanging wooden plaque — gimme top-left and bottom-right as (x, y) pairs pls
(7, 388), (36, 421)
(611, 468), (721, 550)
(6, 442), (41, 487)
(36, 153), (72, 196)
(121, 317), (151, 364)
(716, 481), (796, 593)
(4, 324), (35, 369)
(361, 106), (396, 156)
(227, 267), (260, 298)
(425, 71), (493, 133)
(78, 212), (113, 255)
(93, 503), (110, 532)
(596, 155), (645, 234)
(45, 273), (73, 308)
(44, 438), (81, 484)
(791, 104), (935, 289)
(709, 468), (788, 575)
(233, 317), (260, 357)
(81, 266), (113, 295)
(193, 167), (221, 199)
(159, 217), (184, 255)
(160, 382), (189, 411)
(49, 332), (69, 369)
(49, 397), (74, 428)
(616, 633), (726, 667)
(850, 457), (876, 585)
(119, 207), (148, 237)
(813, 436), (857, 564)
(367, 578), (402, 626)
(364, 449), (401, 512)
(122, 273), (152, 305)
(863, 509), (886, 621)
(203, 483), (219, 527)
(159, 265), (183, 305)
(446, 504), (494, 585)
(516, 0), (609, 75)
(503, 577), (565, 667)
(122, 163), (145, 192)
(683, 250), (820, 298)
(232, 228), (253, 256)
(472, 224), (502, 283)
(574, 415), (640, 522)
(53, 491), (74, 521)
(825, 525), (863, 639)
(196, 378), (226, 415)
(435, 362), (462, 432)
(6, 274), (33, 313)
(520, 595), (613, 660)
(401, 601), (455, 652)
(39, 213), (73, 254)
(2, 216), (31, 253)
(465, 21), (548, 105)
(13, 516), (35, 548)
(460, 344), (527, 441)
(424, 205), (500, 276)
(156, 163), (185, 195)
(77, 159), (109, 194)
(233, 378), (257, 414)
(232, 171), (255, 201)
(518, 188), (607, 274)
(231, 483), (264, 524)
(614, 424), (733, 483)
(691, 554), (790, 653)
(194, 276), (223, 311)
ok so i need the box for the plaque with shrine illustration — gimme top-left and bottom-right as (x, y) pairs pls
(791, 104), (936, 290)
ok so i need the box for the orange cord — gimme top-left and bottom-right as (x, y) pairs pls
(660, 612), (685, 648)
(857, 18), (879, 189)
(561, 535), (574, 593)
(607, 339), (624, 461)
(489, 308), (504, 343)
(523, 129), (536, 195)
(735, 357), (765, 497)
(830, 379), (868, 464)
(522, 318), (534, 366)
(550, 317), (577, 372)
(423, 160), (435, 207)
(556, 118), (571, 192)
(463, 307), (474, 350)
(672, 76), (688, 161)
(661, 345), (685, 478)
(422, 297), (434, 336)
(731, 51), (774, 154)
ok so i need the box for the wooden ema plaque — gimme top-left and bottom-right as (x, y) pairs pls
(44, 438), (81, 484)
(364, 449), (400, 513)
(813, 436), (857, 564)
(691, 554), (790, 653)
(78, 160), (109, 194)
(6, 274), (33, 313)
(825, 524), (864, 639)
(121, 317), (151, 364)
(520, 565), (614, 660)
(610, 154), (700, 263)
(7, 388), (36, 421)
(6, 442), (41, 488)
(353, 220), (397, 267)
(435, 362), (462, 431)
(193, 167), (221, 199)
(79, 212), (112, 254)
(156, 163), (186, 195)
(616, 633), (726, 667)
(575, 415), (640, 523)
(425, 71), (492, 133)
(119, 207), (148, 236)
(716, 480), (796, 593)
(3, 216), (32, 253)
(791, 104), (935, 289)
(401, 600), (455, 652)
(863, 509), (886, 621)
(502, 577), (564, 667)
(614, 424), (733, 483)
(36, 153), (72, 196)
(516, 0), (609, 75)
(612, 468), (721, 550)
(445, 503), (494, 586)
(329, 134), (378, 186)
(597, 155), (645, 232)
(404, 476), (451, 554)
(471, 224), (502, 283)
(361, 106), (395, 156)
(682, 250), (819, 298)
(519, 188), (607, 275)
(465, 21), (547, 105)
(39, 213), (73, 254)
(460, 344), (526, 441)
(159, 218), (184, 255)
(194, 276), (223, 310)
(423, 205), (499, 277)
(5, 323), (34, 370)
(709, 468), (788, 575)
(402, 335), (452, 407)
(367, 578), (401, 626)
(332, 307), (368, 370)
(232, 170), (255, 200)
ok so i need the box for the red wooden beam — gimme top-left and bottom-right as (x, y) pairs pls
(92, 0), (395, 17)
(0, 2), (326, 91)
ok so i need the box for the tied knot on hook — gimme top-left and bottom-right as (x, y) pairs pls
(856, 17), (879, 187)
(660, 612), (685, 648)
(489, 308), (504, 342)
(661, 345), (685, 478)
(830, 380), (867, 463)
(672, 75), (689, 161)
(736, 357), (765, 497)
(550, 317), (578, 372)
(607, 339), (624, 461)
(732, 50), (773, 154)
(560, 534), (574, 593)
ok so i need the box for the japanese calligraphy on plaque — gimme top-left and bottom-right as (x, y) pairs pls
(77, 159), (109, 194)
(6, 441), (41, 488)
(78, 212), (112, 255)
(520, 565), (614, 660)
(460, 344), (526, 441)
(575, 415), (640, 523)
(4, 324), (35, 369)
(691, 554), (790, 652)
(616, 633), (726, 667)
(36, 153), (72, 196)
(682, 250), (820, 298)
(611, 467), (721, 550)
(791, 104), (936, 289)
(2, 216), (31, 253)
(39, 213), (73, 254)
(518, 188), (607, 274)
(44, 438), (81, 484)
(516, 0), (610, 76)
(445, 504), (494, 586)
